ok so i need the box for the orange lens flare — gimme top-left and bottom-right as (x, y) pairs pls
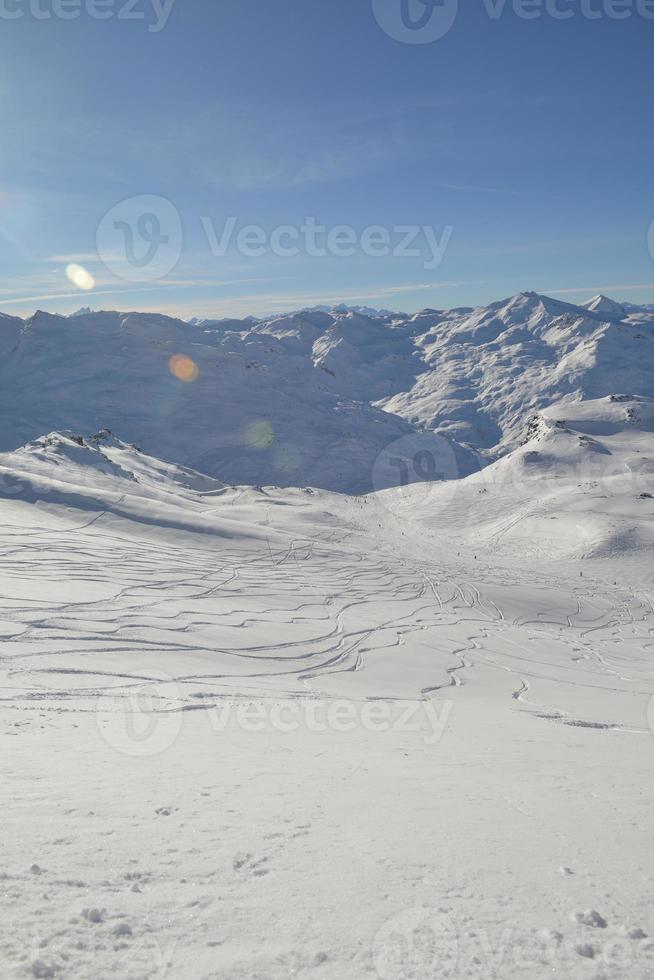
(168, 354), (199, 383)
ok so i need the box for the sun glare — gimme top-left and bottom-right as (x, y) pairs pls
(65, 263), (95, 291)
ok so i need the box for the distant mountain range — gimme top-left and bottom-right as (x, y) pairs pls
(1, 292), (652, 492)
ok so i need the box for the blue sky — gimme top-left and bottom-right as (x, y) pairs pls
(1, 0), (653, 318)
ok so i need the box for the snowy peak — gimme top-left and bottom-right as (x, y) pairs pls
(1, 430), (140, 493)
(0, 429), (227, 500)
(583, 294), (626, 319)
(300, 303), (399, 318)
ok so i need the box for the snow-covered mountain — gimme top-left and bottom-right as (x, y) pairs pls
(384, 393), (654, 563)
(381, 292), (654, 454)
(0, 292), (652, 492)
(0, 309), (419, 493)
(2, 291), (654, 980)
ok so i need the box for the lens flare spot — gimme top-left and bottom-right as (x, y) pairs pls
(245, 420), (275, 449)
(65, 263), (95, 291)
(274, 445), (301, 473)
(169, 354), (199, 383)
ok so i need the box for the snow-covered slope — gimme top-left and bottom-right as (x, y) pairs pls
(1, 287), (654, 978)
(384, 394), (654, 566)
(0, 429), (225, 498)
(1, 416), (654, 980)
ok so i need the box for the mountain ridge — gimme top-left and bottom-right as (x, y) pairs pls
(0, 291), (652, 492)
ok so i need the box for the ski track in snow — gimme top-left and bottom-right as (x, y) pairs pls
(1, 309), (654, 977)
(2, 489), (654, 980)
(1, 490), (652, 732)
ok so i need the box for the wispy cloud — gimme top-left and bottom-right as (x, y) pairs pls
(0, 273), (294, 312)
(547, 284), (654, 295)
(45, 252), (100, 264)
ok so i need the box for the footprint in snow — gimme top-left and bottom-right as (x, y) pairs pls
(233, 853), (269, 876)
(31, 961), (55, 979)
(540, 929), (563, 945)
(82, 907), (105, 923)
(619, 925), (648, 939)
(570, 909), (607, 928)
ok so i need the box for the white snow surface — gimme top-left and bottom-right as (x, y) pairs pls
(1, 293), (654, 980)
